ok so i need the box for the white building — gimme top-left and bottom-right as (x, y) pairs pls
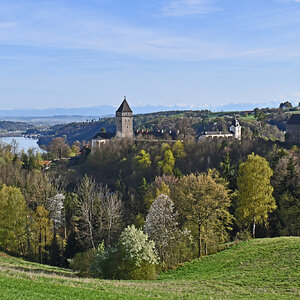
(198, 118), (242, 141)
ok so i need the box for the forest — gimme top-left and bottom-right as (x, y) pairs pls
(0, 105), (299, 280)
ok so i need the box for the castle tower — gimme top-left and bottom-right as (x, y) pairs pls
(230, 117), (242, 140)
(116, 96), (133, 139)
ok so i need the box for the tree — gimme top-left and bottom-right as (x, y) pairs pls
(100, 127), (106, 133)
(135, 150), (151, 169)
(76, 175), (102, 250)
(158, 150), (175, 175)
(117, 225), (158, 279)
(91, 225), (158, 280)
(220, 152), (236, 190)
(279, 101), (292, 109)
(278, 191), (300, 236)
(102, 193), (123, 245)
(172, 140), (186, 159)
(144, 194), (191, 269)
(32, 205), (53, 263)
(173, 173), (232, 257)
(47, 193), (65, 232)
(0, 185), (28, 255)
(236, 154), (276, 238)
(48, 137), (70, 160)
(253, 108), (267, 133)
(144, 194), (177, 264)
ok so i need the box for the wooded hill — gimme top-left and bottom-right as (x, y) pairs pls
(0, 121), (39, 135)
(38, 106), (298, 146)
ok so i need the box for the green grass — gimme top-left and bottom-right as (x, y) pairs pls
(0, 237), (299, 299)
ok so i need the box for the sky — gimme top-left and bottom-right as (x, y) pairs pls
(1, 0), (300, 110)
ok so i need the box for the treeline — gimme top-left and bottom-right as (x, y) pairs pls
(0, 137), (299, 279)
(0, 121), (38, 133)
(37, 105), (297, 147)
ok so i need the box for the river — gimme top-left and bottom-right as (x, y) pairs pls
(0, 136), (45, 153)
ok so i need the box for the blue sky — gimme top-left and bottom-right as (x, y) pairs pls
(1, 0), (300, 110)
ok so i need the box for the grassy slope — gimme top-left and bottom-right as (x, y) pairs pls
(0, 237), (299, 299)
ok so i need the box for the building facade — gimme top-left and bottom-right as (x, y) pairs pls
(198, 117), (242, 141)
(116, 97), (133, 139)
(286, 114), (300, 144)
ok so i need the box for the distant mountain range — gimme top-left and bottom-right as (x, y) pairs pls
(0, 101), (281, 119)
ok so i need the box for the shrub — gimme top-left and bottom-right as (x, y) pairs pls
(90, 243), (119, 279)
(69, 249), (95, 277)
(91, 225), (159, 280)
(235, 230), (252, 242)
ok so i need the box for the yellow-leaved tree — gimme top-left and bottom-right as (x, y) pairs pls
(32, 205), (53, 263)
(0, 184), (28, 254)
(236, 153), (276, 238)
(173, 172), (232, 257)
(135, 150), (151, 169)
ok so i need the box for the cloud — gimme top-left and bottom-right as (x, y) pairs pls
(0, 2), (233, 62)
(160, 0), (220, 17)
(0, 22), (17, 30)
(0, 1), (298, 62)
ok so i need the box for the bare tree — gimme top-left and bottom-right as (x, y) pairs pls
(76, 175), (102, 249)
(102, 193), (123, 245)
(48, 137), (70, 160)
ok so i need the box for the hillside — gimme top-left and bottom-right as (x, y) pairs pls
(37, 108), (292, 146)
(0, 237), (299, 299)
(37, 118), (116, 146)
(0, 121), (39, 136)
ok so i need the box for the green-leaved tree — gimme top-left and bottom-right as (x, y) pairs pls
(236, 153), (276, 238)
(0, 185), (28, 254)
(173, 172), (232, 257)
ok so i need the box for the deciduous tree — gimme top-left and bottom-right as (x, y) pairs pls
(173, 173), (232, 257)
(48, 137), (70, 160)
(144, 194), (191, 269)
(236, 153), (276, 238)
(0, 185), (28, 255)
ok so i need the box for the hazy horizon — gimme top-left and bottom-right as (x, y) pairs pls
(0, 100), (290, 119)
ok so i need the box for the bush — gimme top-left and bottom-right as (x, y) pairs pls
(91, 225), (159, 280)
(235, 230), (252, 242)
(69, 249), (95, 277)
(90, 243), (119, 279)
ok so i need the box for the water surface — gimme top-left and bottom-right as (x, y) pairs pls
(0, 137), (44, 153)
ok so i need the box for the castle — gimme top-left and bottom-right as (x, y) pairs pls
(91, 98), (242, 147)
(116, 97), (133, 139)
(91, 97), (134, 147)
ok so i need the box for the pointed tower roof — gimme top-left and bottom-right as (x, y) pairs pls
(231, 117), (240, 127)
(116, 97), (132, 113)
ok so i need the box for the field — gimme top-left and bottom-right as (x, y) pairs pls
(0, 237), (299, 299)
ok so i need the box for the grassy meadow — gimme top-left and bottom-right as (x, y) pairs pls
(0, 237), (299, 299)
